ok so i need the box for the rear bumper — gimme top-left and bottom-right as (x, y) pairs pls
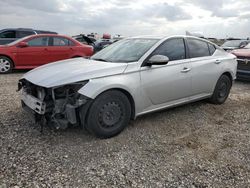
(237, 69), (250, 81)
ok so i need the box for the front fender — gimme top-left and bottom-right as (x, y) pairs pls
(77, 73), (139, 100)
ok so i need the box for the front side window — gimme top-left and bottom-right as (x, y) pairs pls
(53, 37), (70, 46)
(27, 37), (49, 46)
(151, 38), (186, 61)
(187, 39), (210, 58)
(0, 31), (16, 38)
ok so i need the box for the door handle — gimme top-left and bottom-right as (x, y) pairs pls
(181, 67), (191, 73)
(215, 59), (221, 64)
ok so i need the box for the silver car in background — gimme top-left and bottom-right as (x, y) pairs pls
(19, 35), (237, 138)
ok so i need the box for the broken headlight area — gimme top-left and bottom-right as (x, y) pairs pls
(19, 79), (90, 131)
(51, 82), (89, 129)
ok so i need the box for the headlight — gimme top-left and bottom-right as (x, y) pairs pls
(53, 81), (88, 99)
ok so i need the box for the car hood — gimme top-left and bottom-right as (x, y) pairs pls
(22, 58), (128, 88)
(231, 49), (250, 58)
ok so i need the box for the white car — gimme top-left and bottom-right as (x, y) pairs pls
(19, 35), (237, 138)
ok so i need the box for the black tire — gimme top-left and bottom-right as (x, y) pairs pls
(85, 90), (131, 138)
(209, 75), (232, 104)
(0, 56), (14, 74)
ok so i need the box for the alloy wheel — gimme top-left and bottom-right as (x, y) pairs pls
(0, 58), (11, 73)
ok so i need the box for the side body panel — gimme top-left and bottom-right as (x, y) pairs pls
(140, 59), (192, 105)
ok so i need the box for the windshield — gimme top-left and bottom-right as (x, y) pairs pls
(222, 40), (244, 47)
(91, 38), (159, 63)
(7, 36), (31, 46)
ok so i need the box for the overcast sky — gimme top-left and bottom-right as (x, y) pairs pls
(1, 0), (250, 38)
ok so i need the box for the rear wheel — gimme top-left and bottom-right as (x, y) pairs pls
(209, 75), (232, 104)
(85, 90), (131, 138)
(0, 56), (13, 74)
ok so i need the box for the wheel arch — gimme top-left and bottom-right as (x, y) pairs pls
(80, 87), (136, 120)
(221, 71), (233, 85)
(93, 88), (135, 120)
(108, 88), (136, 120)
(0, 54), (15, 67)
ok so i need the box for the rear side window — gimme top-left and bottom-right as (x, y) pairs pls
(0, 31), (16, 38)
(187, 39), (210, 58)
(28, 37), (49, 46)
(17, 31), (35, 38)
(152, 38), (186, 61)
(52, 37), (70, 46)
(208, 43), (216, 55)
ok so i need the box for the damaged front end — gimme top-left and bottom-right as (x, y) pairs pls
(18, 79), (90, 131)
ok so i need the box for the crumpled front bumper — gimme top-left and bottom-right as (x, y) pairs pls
(21, 90), (46, 115)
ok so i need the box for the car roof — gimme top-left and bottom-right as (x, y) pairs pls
(29, 33), (67, 37)
(127, 35), (220, 48)
(0, 28), (57, 33)
(129, 35), (208, 40)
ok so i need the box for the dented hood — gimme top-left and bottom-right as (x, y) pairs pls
(22, 58), (128, 88)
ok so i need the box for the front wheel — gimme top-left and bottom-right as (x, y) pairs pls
(0, 56), (14, 74)
(85, 90), (131, 138)
(209, 75), (232, 104)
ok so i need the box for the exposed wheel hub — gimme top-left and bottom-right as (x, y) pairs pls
(0, 58), (11, 73)
(99, 102), (122, 128)
(218, 82), (227, 98)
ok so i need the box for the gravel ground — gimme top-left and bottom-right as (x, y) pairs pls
(0, 72), (250, 188)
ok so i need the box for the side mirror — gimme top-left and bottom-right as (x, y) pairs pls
(18, 42), (29, 48)
(147, 55), (169, 66)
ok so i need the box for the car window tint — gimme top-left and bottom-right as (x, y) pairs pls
(187, 39), (210, 58)
(69, 40), (74, 46)
(28, 37), (49, 46)
(0, 31), (16, 38)
(208, 43), (216, 55)
(53, 37), (69, 46)
(152, 38), (186, 61)
(18, 31), (35, 38)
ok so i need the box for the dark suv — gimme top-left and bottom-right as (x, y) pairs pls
(0, 28), (57, 45)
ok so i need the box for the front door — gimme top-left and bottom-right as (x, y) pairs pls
(17, 36), (50, 67)
(140, 38), (192, 105)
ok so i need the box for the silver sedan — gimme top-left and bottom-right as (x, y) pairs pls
(19, 35), (237, 138)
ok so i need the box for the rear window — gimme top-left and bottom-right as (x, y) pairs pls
(52, 37), (71, 46)
(208, 43), (216, 55)
(187, 39), (210, 58)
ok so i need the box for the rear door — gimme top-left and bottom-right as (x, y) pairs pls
(17, 36), (50, 67)
(140, 38), (192, 105)
(46, 37), (73, 62)
(186, 38), (222, 96)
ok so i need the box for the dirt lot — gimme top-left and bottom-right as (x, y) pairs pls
(0, 72), (250, 188)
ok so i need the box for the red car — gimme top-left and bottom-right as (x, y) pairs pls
(0, 34), (93, 73)
(231, 45), (250, 80)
